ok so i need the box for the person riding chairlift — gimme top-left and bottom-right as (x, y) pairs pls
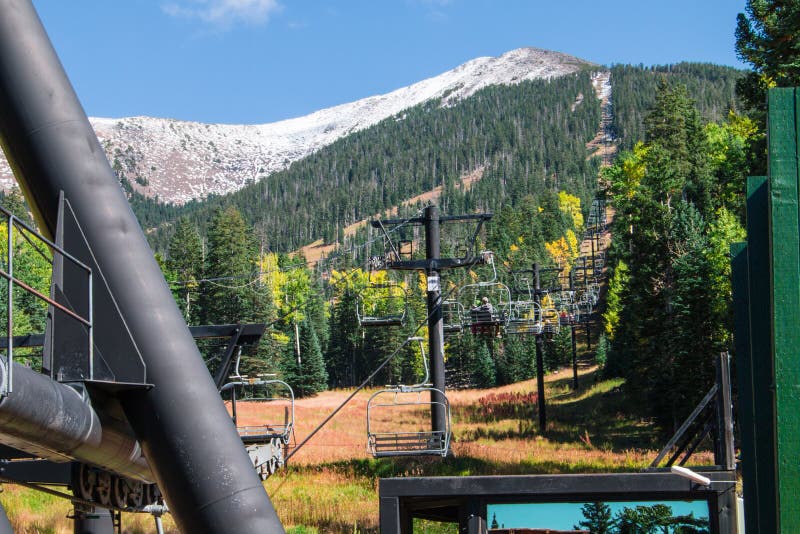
(472, 296), (493, 314)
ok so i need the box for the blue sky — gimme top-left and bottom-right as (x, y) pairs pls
(488, 500), (710, 530)
(32, 0), (749, 124)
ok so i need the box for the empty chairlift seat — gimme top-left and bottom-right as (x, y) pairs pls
(442, 299), (465, 334)
(366, 337), (452, 458)
(357, 282), (408, 328)
(506, 300), (543, 335)
(222, 377), (295, 479)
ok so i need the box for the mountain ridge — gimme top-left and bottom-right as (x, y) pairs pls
(0, 47), (597, 204)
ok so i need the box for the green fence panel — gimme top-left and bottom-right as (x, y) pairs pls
(768, 87), (800, 533)
(731, 241), (758, 534)
(745, 176), (777, 533)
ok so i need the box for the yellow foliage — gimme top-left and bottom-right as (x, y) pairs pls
(545, 229), (580, 278)
(620, 142), (649, 199)
(558, 191), (584, 230)
(565, 229), (579, 259)
(545, 237), (569, 275)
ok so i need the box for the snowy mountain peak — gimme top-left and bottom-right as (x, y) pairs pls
(0, 47), (599, 204)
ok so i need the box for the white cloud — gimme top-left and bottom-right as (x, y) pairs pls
(162, 0), (282, 28)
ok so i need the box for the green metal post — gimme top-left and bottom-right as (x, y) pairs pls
(745, 176), (777, 533)
(768, 88), (800, 533)
(730, 241), (758, 534)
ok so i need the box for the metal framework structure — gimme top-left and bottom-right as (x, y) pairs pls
(379, 471), (737, 533)
(0, 1), (285, 531)
(371, 207), (492, 449)
(0, 324), (277, 513)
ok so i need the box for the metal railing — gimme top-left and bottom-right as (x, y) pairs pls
(0, 205), (92, 395)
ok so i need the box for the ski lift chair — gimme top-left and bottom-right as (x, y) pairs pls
(576, 292), (594, 323)
(222, 376), (295, 479)
(587, 281), (601, 306)
(442, 299), (465, 334)
(541, 307), (561, 336)
(506, 300), (543, 335)
(367, 337), (452, 458)
(458, 252), (511, 336)
(558, 304), (577, 326)
(356, 281), (408, 327)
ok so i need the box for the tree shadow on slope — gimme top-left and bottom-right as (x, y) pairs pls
(454, 368), (660, 451)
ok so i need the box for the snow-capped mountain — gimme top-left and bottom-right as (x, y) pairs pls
(0, 48), (597, 204)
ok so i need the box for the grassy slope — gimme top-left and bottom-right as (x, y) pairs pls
(0, 357), (707, 533)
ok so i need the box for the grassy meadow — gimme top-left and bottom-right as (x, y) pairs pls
(0, 354), (702, 533)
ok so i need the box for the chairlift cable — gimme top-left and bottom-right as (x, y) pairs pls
(168, 208), (425, 288)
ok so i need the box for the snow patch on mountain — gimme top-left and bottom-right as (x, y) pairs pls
(0, 48), (600, 204)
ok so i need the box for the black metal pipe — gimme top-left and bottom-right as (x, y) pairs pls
(0, 363), (151, 482)
(569, 271), (578, 390)
(0, 1), (283, 531)
(533, 263), (546, 433)
(424, 206), (447, 436)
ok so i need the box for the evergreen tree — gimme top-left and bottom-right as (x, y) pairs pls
(0, 187), (33, 226)
(575, 501), (613, 534)
(198, 206), (258, 325)
(594, 333), (609, 370)
(473, 340), (497, 389)
(166, 217), (203, 323)
(498, 335), (535, 384)
(280, 320), (328, 397)
(736, 0), (800, 112)
(545, 326), (573, 372)
(325, 289), (362, 387)
(602, 81), (748, 431)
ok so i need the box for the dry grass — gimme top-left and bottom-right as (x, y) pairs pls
(2, 359), (713, 532)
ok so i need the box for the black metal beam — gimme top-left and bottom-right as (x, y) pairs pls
(383, 257), (485, 271)
(380, 471), (737, 533)
(0, 458), (71, 485)
(0, 363), (151, 482)
(0, 323), (266, 350)
(380, 471), (734, 498)
(371, 214), (492, 227)
(423, 206), (447, 438)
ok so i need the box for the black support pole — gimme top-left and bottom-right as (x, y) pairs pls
(583, 257), (591, 350)
(534, 263), (546, 433)
(424, 206), (447, 436)
(569, 271), (578, 391)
